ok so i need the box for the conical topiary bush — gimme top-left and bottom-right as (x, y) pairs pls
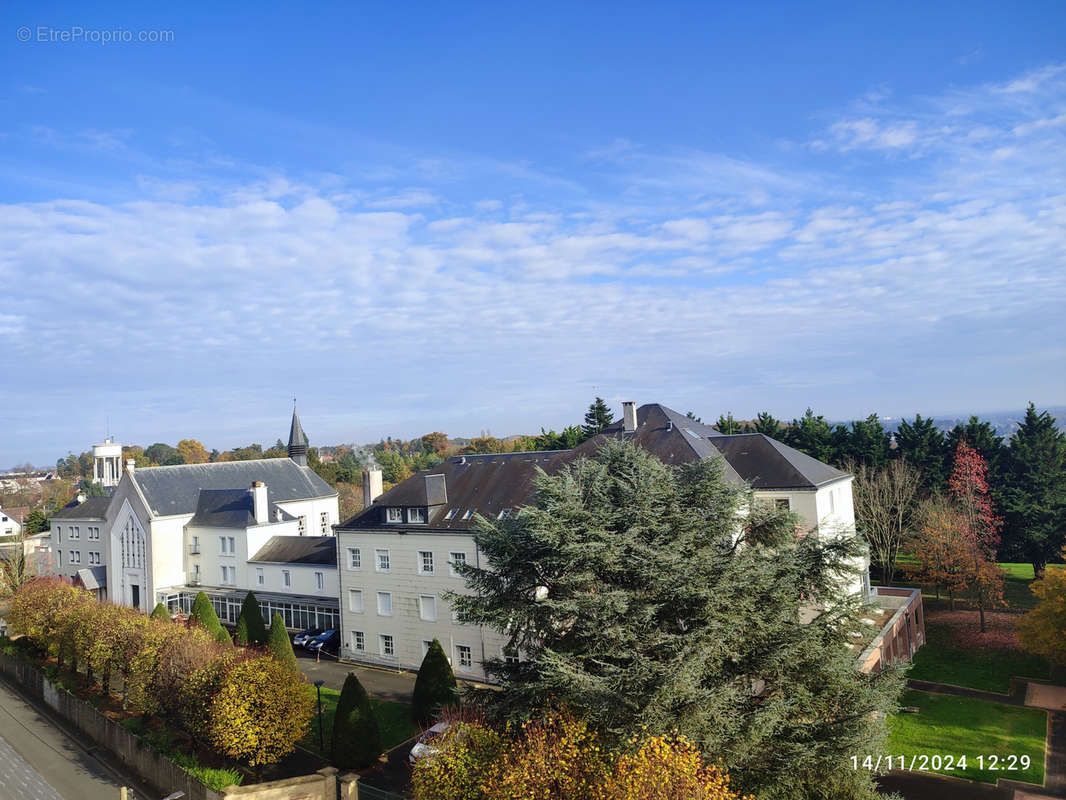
(412, 638), (459, 726)
(267, 613), (297, 670)
(331, 672), (382, 769)
(236, 591), (267, 645)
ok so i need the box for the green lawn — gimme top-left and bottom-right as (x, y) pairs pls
(888, 690), (1047, 785)
(305, 686), (418, 759)
(878, 561), (1064, 611)
(907, 625), (1050, 693)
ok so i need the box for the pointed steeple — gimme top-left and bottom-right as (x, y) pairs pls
(288, 402), (309, 467)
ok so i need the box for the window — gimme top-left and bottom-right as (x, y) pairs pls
(347, 547), (361, 570)
(449, 552), (467, 577)
(419, 594), (437, 621)
(461, 510), (474, 520)
(351, 631), (365, 651)
(282, 569), (291, 587)
(56, 526), (62, 543)
(379, 634), (394, 657)
(298, 515), (307, 535)
(72, 551), (81, 564)
(377, 591), (392, 616)
(503, 648), (520, 666)
(88, 526), (99, 540)
(418, 551), (434, 575)
(408, 507), (427, 524)
(456, 644), (472, 668)
(71, 526), (80, 539)
(256, 567), (264, 585)
(57, 550), (63, 567)
(320, 511), (330, 534)
(386, 508), (403, 523)
(220, 565), (235, 584)
(348, 589), (364, 613)
(375, 549), (390, 572)
(775, 498), (790, 511)
(829, 490), (836, 514)
(193, 563), (201, 580)
(314, 571), (324, 590)
(219, 536), (235, 554)
(445, 509), (458, 520)
(89, 552), (100, 565)
(497, 508), (512, 519)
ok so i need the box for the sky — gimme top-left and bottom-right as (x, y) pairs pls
(1, 2), (1065, 466)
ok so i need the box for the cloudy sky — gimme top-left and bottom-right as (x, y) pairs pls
(2, 2), (1065, 466)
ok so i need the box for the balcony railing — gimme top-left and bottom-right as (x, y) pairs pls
(186, 573), (201, 586)
(189, 545), (201, 555)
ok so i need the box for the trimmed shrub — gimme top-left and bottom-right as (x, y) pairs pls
(236, 591), (267, 645)
(150, 602), (170, 621)
(267, 613), (297, 670)
(412, 638), (458, 725)
(190, 591), (231, 645)
(331, 672), (382, 770)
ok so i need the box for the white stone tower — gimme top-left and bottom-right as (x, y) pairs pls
(92, 438), (123, 488)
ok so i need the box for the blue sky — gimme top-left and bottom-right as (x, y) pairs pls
(2, 2), (1065, 466)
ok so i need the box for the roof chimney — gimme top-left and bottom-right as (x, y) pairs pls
(622, 401), (637, 433)
(76, 492), (86, 504)
(363, 469), (383, 508)
(126, 458), (136, 475)
(251, 481), (268, 524)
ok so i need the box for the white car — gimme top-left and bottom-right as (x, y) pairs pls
(408, 722), (449, 764)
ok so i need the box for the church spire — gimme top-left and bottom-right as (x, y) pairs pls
(288, 403), (309, 467)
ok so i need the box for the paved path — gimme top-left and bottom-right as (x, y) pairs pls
(0, 677), (144, 800)
(296, 650), (416, 702)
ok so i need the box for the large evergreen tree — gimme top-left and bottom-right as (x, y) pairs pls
(842, 414), (890, 468)
(451, 439), (901, 800)
(236, 591), (267, 646)
(782, 408), (833, 462)
(749, 411), (782, 438)
(714, 412), (743, 434)
(945, 416), (1003, 480)
(581, 397), (614, 439)
(894, 413), (947, 493)
(331, 672), (382, 770)
(411, 639), (459, 725)
(1000, 404), (1066, 576)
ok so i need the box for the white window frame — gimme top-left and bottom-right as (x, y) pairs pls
(375, 548), (390, 572)
(71, 526), (80, 540)
(348, 589), (364, 613)
(449, 552), (467, 577)
(377, 591), (392, 617)
(455, 643), (472, 668)
(445, 509), (458, 520)
(314, 571), (324, 590)
(256, 567), (264, 585)
(408, 507), (427, 524)
(417, 550), (434, 575)
(347, 547), (361, 570)
(351, 630), (365, 651)
(379, 633), (395, 657)
(320, 511), (330, 534)
(462, 509), (474, 520)
(386, 507), (403, 524)
(422, 639), (434, 657)
(419, 594), (437, 622)
(282, 569), (291, 587)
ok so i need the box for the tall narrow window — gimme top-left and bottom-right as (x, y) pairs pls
(348, 589), (364, 613)
(256, 567), (264, 585)
(314, 571), (324, 590)
(380, 634), (394, 657)
(456, 644), (472, 668)
(419, 595), (437, 622)
(283, 569), (291, 587)
(347, 547), (361, 569)
(375, 549), (390, 572)
(449, 552), (467, 577)
(377, 591), (392, 616)
(351, 631), (365, 651)
(418, 551), (434, 575)
(298, 515), (307, 535)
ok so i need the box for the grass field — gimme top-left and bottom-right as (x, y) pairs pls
(887, 690), (1047, 785)
(877, 561), (1063, 611)
(304, 686), (419, 758)
(908, 618), (1050, 693)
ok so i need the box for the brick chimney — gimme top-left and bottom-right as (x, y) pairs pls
(251, 481), (268, 524)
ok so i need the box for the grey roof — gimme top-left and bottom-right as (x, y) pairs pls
(131, 458), (335, 518)
(339, 402), (850, 532)
(75, 565), (107, 590)
(187, 488), (294, 528)
(249, 536), (336, 566)
(52, 497), (112, 520)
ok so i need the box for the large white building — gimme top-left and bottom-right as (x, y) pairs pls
(335, 403), (868, 682)
(49, 410), (342, 630)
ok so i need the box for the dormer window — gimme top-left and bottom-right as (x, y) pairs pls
(462, 509), (474, 520)
(498, 508), (512, 520)
(386, 508), (403, 523)
(408, 507), (427, 524)
(445, 509), (458, 520)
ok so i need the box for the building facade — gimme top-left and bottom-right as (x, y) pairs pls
(335, 402), (874, 682)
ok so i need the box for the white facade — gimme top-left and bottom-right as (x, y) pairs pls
(92, 439), (123, 488)
(0, 507), (23, 537)
(337, 531), (509, 680)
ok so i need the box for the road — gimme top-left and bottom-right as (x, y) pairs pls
(0, 678), (143, 800)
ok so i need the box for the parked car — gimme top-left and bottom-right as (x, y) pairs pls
(293, 627), (323, 648)
(307, 629), (339, 654)
(409, 722), (449, 764)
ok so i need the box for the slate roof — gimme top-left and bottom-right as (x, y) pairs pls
(186, 488), (295, 528)
(75, 566), (107, 591)
(338, 403), (851, 533)
(249, 535), (337, 566)
(131, 458), (335, 518)
(0, 506), (30, 524)
(289, 409), (309, 448)
(52, 497), (112, 520)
